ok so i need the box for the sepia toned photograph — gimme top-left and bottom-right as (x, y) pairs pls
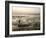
(5, 1), (45, 37)
(12, 7), (40, 31)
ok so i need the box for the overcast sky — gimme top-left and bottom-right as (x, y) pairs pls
(12, 6), (40, 16)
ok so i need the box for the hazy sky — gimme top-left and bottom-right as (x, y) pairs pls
(12, 6), (40, 16)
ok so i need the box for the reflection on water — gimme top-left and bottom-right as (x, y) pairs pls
(12, 15), (40, 31)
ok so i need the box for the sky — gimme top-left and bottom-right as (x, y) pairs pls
(12, 4), (40, 16)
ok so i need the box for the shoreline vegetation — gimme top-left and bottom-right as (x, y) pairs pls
(12, 15), (40, 31)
